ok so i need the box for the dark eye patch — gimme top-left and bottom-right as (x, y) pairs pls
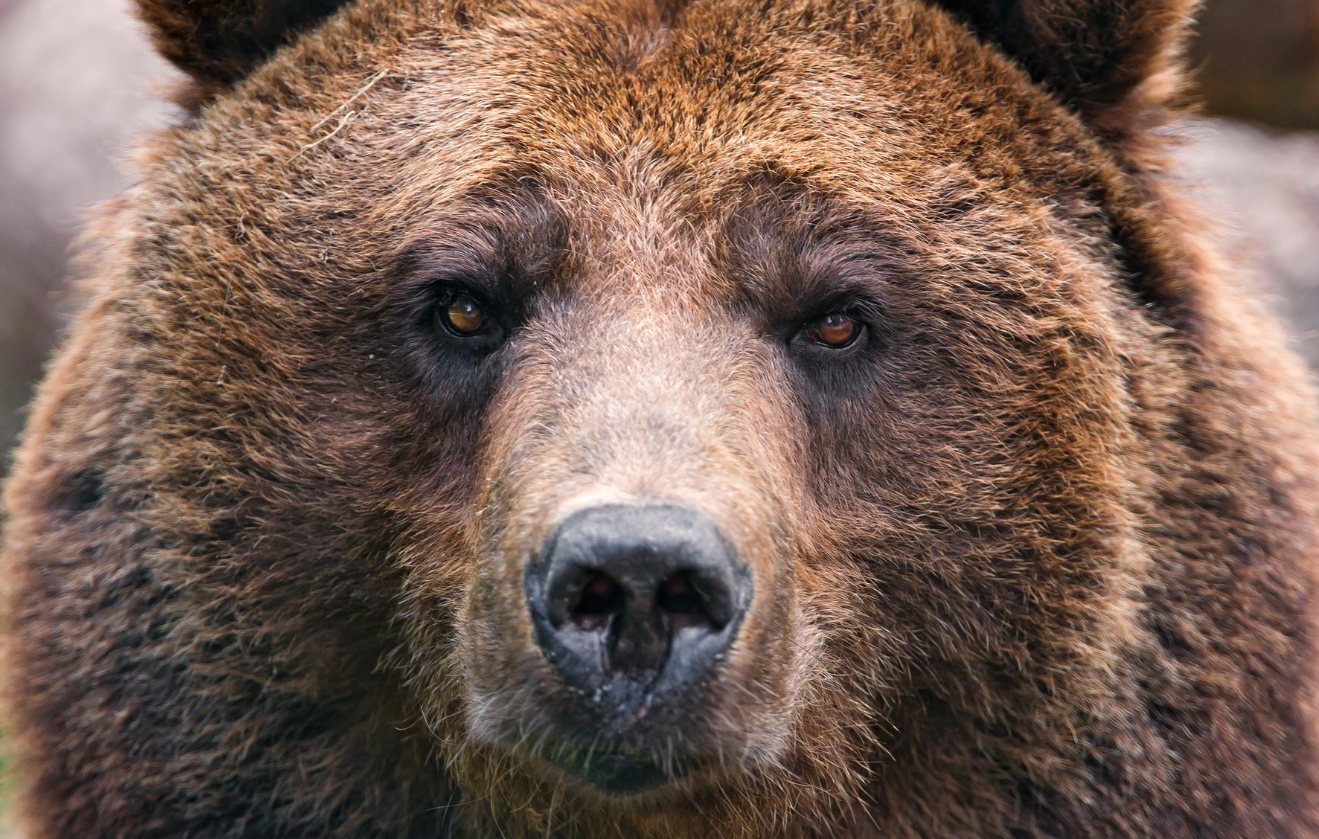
(390, 177), (565, 325)
(372, 178), (565, 409)
(717, 178), (909, 346)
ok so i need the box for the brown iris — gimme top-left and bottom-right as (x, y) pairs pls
(442, 297), (488, 335)
(803, 312), (860, 348)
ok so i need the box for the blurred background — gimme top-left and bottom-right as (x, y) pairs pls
(0, 0), (1318, 481)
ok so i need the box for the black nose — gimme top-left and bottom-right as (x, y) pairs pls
(526, 503), (750, 701)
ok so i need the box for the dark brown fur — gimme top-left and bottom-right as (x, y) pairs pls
(4, 0), (1319, 836)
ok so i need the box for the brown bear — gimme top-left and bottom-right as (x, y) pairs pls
(4, 0), (1319, 836)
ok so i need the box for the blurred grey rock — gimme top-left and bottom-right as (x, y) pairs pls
(0, 0), (178, 469)
(1174, 119), (1319, 367)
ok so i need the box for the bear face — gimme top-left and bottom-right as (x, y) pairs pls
(4, 0), (1319, 837)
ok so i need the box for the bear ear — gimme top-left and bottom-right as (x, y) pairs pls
(137, 0), (356, 86)
(930, 0), (1198, 136)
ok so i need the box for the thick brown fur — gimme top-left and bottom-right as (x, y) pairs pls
(4, 0), (1319, 836)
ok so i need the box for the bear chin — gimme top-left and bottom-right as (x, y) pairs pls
(542, 749), (696, 796)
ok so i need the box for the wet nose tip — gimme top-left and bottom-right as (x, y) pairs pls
(526, 503), (749, 692)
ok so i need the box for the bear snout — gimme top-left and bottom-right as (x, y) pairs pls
(525, 502), (752, 713)
(494, 501), (758, 793)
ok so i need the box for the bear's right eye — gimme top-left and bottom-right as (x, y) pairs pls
(429, 287), (508, 354)
(441, 296), (490, 336)
(435, 287), (503, 333)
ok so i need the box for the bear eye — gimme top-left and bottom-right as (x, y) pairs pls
(439, 296), (491, 336)
(802, 312), (861, 349)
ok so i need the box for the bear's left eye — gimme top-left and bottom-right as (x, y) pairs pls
(801, 312), (862, 349)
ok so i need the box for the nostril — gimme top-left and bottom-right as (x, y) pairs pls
(657, 571), (724, 631)
(657, 571), (703, 615)
(571, 571), (624, 631)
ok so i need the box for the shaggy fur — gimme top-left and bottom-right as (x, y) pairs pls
(4, 0), (1319, 836)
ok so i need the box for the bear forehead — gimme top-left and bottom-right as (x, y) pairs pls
(142, 0), (1114, 318)
(178, 0), (1092, 211)
(373, 1), (1061, 195)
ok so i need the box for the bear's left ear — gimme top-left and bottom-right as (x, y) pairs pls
(137, 0), (356, 86)
(930, 0), (1198, 138)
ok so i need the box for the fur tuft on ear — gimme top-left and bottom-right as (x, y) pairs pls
(932, 0), (1199, 136)
(137, 0), (356, 85)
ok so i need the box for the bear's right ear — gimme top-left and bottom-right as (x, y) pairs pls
(137, 0), (356, 86)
